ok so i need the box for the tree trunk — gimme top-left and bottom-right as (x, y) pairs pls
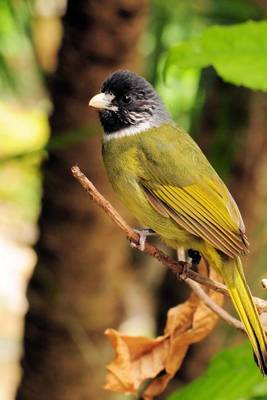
(17, 1), (149, 399)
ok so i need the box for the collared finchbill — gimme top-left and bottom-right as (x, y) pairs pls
(88, 92), (116, 111)
(96, 70), (267, 375)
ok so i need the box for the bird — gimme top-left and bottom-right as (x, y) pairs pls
(89, 70), (267, 374)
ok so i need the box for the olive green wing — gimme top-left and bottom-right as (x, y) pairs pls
(138, 125), (249, 258)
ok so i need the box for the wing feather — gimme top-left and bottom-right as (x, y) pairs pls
(138, 124), (249, 257)
(165, 186), (245, 251)
(142, 180), (249, 257)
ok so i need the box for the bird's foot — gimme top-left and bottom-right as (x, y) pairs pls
(176, 248), (190, 280)
(176, 248), (201, 280)
(130, 228), (156, 251)
(177, 263), (191, 280)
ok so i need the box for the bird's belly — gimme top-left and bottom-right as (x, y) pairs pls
(113, 176), (192, 248)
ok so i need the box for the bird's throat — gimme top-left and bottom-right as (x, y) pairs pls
(103, 119), (158, 142)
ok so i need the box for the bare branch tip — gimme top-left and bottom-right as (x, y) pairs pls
(71, 165), (80, 175)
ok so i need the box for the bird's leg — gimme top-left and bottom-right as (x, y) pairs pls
(130, 228), (156, 251)
(177, 247), (186, 263)
(177, 248), (190, 280)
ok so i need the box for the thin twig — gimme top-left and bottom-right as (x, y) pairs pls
(71, 165), (267, 317)
(176, 250), (244, 330)
(186, 279), (243, 330)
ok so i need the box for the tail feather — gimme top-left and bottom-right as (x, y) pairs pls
(221, 256), (267, 374)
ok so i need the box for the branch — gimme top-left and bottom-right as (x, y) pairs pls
(71, 165), (267, 321)
(186, 279), (243, 330)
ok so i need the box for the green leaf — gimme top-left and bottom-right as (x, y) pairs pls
(168, 342), (267, 400)
(164, 21), (267, 92)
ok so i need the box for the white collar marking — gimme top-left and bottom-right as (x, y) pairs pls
(103, 120), (157, 142)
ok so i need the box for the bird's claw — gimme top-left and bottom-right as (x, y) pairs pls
(176, 247), (199, 280)
(177, 259), (192, 280)
(130, 228), (156, 251)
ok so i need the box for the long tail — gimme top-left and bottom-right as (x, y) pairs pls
(220, 256), (267, 374)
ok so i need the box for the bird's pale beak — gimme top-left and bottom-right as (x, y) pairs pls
(88, 92), (115, 110)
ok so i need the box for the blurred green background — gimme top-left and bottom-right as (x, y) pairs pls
(1, 0), (267, 399)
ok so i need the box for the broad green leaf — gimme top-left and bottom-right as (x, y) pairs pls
(168, 342), (267, 400)
(165, 21), (267, 92)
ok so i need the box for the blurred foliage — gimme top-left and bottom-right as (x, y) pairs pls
(0, 0), (54, 232)
(0, 103), (48, 157)
(0, 0), (44, 103)
(145, 0), (263, 130)
(0, 102), (99, 230)
(168, 342), (267, 400)
(206, 0), (262, 24)
(144, 0), (209, 129)
(0, 102), (48, 233)
(165, 21), (267, 92)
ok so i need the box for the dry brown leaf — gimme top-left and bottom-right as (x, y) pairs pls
(104, 262), (224, 399)
(104, 330), (168, 394)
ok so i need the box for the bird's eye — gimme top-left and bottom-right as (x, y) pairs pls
(121, 94), (132, 104)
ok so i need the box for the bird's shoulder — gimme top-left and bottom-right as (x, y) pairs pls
(138, 122), (218, 187)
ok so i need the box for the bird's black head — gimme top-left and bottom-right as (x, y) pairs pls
(89, 70), (170, 135)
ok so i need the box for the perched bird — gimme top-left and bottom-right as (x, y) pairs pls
(89, 70), (267, 373)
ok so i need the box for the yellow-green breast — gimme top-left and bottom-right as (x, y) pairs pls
(102, 124), (202, 248)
